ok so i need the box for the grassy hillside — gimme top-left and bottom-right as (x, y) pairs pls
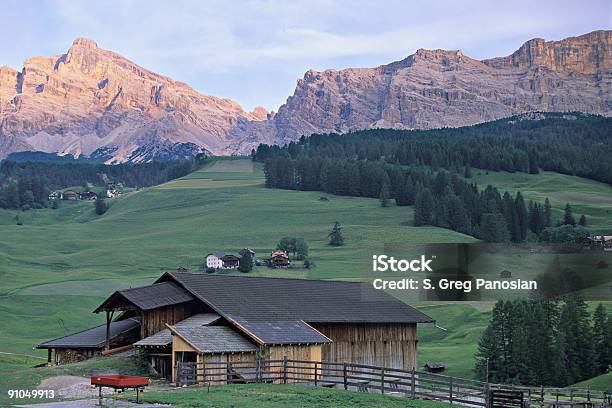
(0, 159), (610, 383)
(573, 371), (612, 392)
(0, 158), (474, 356)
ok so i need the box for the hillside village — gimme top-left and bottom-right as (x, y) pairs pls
(48, 182), (122, 201)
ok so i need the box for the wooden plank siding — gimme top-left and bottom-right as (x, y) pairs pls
(140, 301), (199, 338)
(266, 344), (322, 383)
(311, 323), (418, 370)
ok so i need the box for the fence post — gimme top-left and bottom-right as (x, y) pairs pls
(484, 383), (490, 408)
(411, 367), (416, 398)
(228, 361), (232, 384)
(283, 356), (288, 384)
(343, 363), (348, 390)
(449, 376), (453, 405)
(381, 367), (385, 394)
(314, 362), (318, 386)
(256, 358), (261, 383)
(541, 385), (544, 402)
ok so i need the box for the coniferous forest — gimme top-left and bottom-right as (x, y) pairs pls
(254, 114), (609, 242)
(0, 156), (205, 210)
(475, 298), (611, 386)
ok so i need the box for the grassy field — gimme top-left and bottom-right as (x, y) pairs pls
(0, 159), (610, 390)
(120, 383), (452, 408)
(0, 158), (475, 356)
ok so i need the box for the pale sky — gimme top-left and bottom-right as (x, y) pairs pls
(1, 0), (609, 111)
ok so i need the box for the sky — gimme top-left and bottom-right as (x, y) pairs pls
(1, 0), (609, 111)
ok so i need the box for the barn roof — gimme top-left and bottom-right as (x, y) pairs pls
(94, 281), (195, 312)
(134, 313), (221, 347)
(160, 272), (434, 325)
(37, 318), (140, 349)
(168, 325), (259, 354)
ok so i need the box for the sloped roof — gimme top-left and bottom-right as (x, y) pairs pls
(94, 281), (195, 312)
(162, 272), (434, 324)
(134, 313), (221, 347)
(234, 319), (331, 344)
(37, 318), (140, 349)
(168, 325), (259, 353)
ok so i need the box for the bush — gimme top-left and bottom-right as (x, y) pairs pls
(95, 198), (108, 215)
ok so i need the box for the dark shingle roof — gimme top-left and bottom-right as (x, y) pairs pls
(134, 313), (221, 347)
(163, 272), (433, 324)
(234, 319), (331, 344)
(151, 273), (432, 344)
(169, 326), (258, 353)
(37, 318), (140, 349)
(94, 281), (195, 312)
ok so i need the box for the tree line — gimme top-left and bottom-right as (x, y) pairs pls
(253, 114), (612, 185)
(475, 298), (611, 386)
(261, 153), (585, 242)
(0, 156), (207, 210)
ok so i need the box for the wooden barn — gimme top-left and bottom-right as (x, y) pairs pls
(38, 272), (433, 383)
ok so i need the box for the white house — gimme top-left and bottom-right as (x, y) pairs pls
(206, 252), (225, 269)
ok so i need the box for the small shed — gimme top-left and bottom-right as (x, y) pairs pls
(499, 270), (512, 279)
(424, 362), (445, 373)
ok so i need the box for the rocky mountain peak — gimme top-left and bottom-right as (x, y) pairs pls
(0, 30), (609, 161)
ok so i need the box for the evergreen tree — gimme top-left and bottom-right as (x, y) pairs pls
(474, 325), (503, 382)
(51, 199), (60, 210)
(379, 178), (390, 207)
(463, 166), (472, 178)
(328, 222), (344, 246)
(563, 203), (576, 226)
(515, 192), (528, 241)
(238, 251), (253, 273)
(480, 213), (511, 243)
(578, 215), (587, 227)
(414, 188), (434, 226)
(592, 304), (611, 373)
(543, 198), (552, 227)
(95, 197), (108, 215)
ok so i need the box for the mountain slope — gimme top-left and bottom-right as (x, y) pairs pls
(0, 38), (267, 162)
(0, 31), (610, 161)
(240, 30), (610, 149)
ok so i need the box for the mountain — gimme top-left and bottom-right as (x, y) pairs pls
(243, 30), (610, 149)
(0, 31), (610, 162)
(0, 38), (268, 162)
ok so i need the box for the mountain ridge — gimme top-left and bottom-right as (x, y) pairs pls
(0, 30), (610, 162)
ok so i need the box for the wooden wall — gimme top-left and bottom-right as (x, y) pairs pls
(266, 344), (322, 382)
(140, 301), (199, 338)
(311, 323), (418, 370)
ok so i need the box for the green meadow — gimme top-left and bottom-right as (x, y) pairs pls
(0, 158), (610, 385)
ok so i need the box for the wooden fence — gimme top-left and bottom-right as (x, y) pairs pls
(177, 358), (611, 407)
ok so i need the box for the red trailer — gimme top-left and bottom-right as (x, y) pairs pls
(91, 375), (149, 405)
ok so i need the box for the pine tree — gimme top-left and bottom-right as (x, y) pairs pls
(515, 192), (528, 241)
(414, 188), (434, 226)
(238, 251), (253, 273)
(480, 213), (511, 243)
(563, 203), (576, 226)
(328, 222), (344, 246)
(474, 325), (503, 382)
(578, 215), (587, 227)
(95, 197), (108, 215)
(379, 178), (390, 207)
(592, 304), (610, 373)
(544, 198), (552, 227)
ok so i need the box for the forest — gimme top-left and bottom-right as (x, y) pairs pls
(0, 156), (206, 210)
(253, 113), (612, 185)
(475, 298), (611, 386)
(254, 115), (603, 242)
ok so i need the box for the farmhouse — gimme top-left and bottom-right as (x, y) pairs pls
(63, 190), (78, 200)
(205, 252), (243, 269)
(270, 250), (290, 267)
(79, 191), (98, 200)
(37, 272), (433, 383)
